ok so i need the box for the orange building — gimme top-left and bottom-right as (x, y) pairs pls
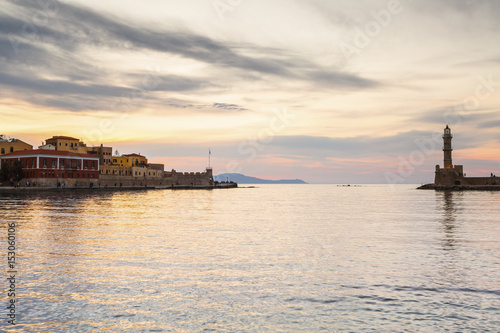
(0, 135), (33, 155)
(45, 136), (88, 154)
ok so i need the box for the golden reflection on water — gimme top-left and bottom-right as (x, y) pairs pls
(1, 186), (499, 332)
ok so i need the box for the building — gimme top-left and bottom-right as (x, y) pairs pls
(171, 168), (215, 187)
(123, 153), (148, 166)
(111, 155), (133, 167)
(1, 134), (218, 188)
(45, 136), (88, 154)
(45, 136), (112, 165)
(434, 125), (500, 186)
(87, 144), (113, 165)
(0, 135), (33, 155)
(110, 153), (147, 167)
(38, 143), (56, 150)
(0, 149), (99, 187)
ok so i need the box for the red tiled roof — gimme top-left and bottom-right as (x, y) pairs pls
(123, 153), (146, 157)
(47, 136), (80, 141)
(0, 149), (98, 159)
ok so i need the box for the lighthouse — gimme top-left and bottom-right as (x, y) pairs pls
(434, 125), (462, 186)
(443, 125), (453, 169)
(424, 125), (500, 188)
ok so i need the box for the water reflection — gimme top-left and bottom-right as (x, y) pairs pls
(440, 191), (461, 250)
(434, 190), (465, 287)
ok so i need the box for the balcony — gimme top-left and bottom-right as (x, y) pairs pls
(60, 167), (80, 171)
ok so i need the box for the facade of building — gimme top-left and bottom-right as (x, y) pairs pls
(0, 150), (99, 187)
(0, 135), (33, 155)
(98, 164), (165, 187)
(123, 153), (148, 166)
(434, 125), (500, 186)
(171, 168), (215, 187)
(45, 136), (88, 154)
(87, 145), (113, 165)
(38, 143), (56, 150)
(44, 137), (112, 165)
(111, 156), (133, 167)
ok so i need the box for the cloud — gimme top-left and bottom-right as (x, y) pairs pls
(270, 132), (435, 157)
(211, 103), (248, 112)
(0, 0), (380, 112)
(306, 70), (378, 89)
(478, 119), (500, 128)
(267, 130), (490, 163)
(131, 130), (484, 164)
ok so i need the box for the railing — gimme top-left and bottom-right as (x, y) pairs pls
(59, 167), (80, 171)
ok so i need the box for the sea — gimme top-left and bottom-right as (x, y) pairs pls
(1, 184), (499, 332)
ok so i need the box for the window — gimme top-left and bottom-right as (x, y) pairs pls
(43, 158), (47, 166)
(10, 147), (14, 152)
(1, 148), (4, 154)
(85, 161), (88, 168)
(65, 143), (68, 146)
(59, 142), (62, 146)
(52, 160), (56, 167)
(92, 161), (95, 169)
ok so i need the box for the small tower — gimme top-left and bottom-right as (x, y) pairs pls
(443, 125), (453, 168)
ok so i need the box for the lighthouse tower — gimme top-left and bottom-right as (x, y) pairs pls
(443, 125), (453, 169)
(435, 125), (464, 186)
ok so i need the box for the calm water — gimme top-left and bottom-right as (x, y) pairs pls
(1, 185), (499, 332)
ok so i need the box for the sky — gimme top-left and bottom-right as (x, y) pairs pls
(1, 0), (499, 183)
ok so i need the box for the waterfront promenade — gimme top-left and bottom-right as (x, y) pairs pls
(0, 182), (237, 192)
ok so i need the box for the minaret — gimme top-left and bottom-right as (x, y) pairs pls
(443, 125), (453, 168)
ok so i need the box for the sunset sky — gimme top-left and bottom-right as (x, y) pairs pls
(1, 0), (499, 183)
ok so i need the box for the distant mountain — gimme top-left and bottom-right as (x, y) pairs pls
(215, 173), (307, 184)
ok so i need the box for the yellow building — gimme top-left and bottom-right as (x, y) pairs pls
(45, 136), (88, 154)
(111, 153), (148, 167)
(112, 155), (133, 167)
(123, 153), (148, 166)
(0, 135), (33, 155)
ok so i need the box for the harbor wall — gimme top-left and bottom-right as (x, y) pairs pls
(6, 168), (215, 188)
